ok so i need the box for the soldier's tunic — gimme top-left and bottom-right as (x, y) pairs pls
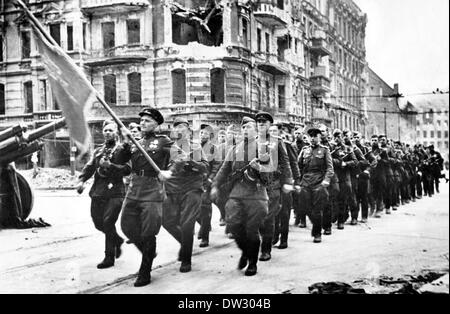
(162, 140), (208, 265)
(121, 133), (173, 249)
(322, 138), (340, 228)
(79, 141), (131, 259)
(430, 149), (444, 193)
(213, 137), (273, 272)
(355, 143), (376, 220)
(370, 147), (393, 215)
(298, 144), (334, 237)
(349, 144), (368, 220)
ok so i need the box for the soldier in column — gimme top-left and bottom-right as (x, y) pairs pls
(354, 131), (376, 223)
(291, 126), (309, 227)
(319, 124), (339, 234)
(120, 108), (173, 287)
(211, 117), (273, 276)
(255, 112), (292, 262)
(271, 125), (301, 249)
(162, 117), (208, 273)
(379, 135), (397, 214)
(298, 127), (334, 243)
(76, 119), (131, 269)
(330, 129), (357, 229)
(343, 129), (368, 225)
(428, 144), (444, 194)
(197, 123), (221, 248)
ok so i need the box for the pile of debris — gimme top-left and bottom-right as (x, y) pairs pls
(20, 168), (86, 190)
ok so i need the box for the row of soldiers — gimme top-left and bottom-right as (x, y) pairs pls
(76, 108), (445, 287)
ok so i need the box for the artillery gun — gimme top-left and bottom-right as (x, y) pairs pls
(0, 118), (66, 228)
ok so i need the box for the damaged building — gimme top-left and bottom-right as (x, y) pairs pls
(0, 0), (369, 167)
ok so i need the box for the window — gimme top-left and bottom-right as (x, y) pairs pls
(242, 73), (248, 105)
(127, 19), (140, 45)
(446, 142), (449, 149)
(438, 131), (442, 138)
(128, 72), (141, 104)
(423, 131), (427, 138)
(265, 33), (270, 53)
(242, 19), (248, 48)
(438, 142), (442, 149)
(431, 131), (435, 138)
(0, 83), (5, 115)
(103, 74), (117, 105)
(21, 31), (31, 59)
(102, 22), (115, 50)
(24, 81), (33, 113)
(445, 131), (449, 138)
(172, 69), (186, 104)
(266, 81), (270, 106)
(67, 24), (74, 51)
(39, 79), (48, 111)
(257, 28), (262, 52)
(210, 68), (225, 103)
(83, 23), (87, 50)
(277, 0), (284, 10)
(0, 35), (3, 62)
(278, 85), (285, 110)
(50, 23), (61, 46)
(257, 78), (262, 109)
(417, 131), (420, 138)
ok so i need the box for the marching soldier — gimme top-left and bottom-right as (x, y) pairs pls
(162, 117), (208, 273)
(255, 112), (292, 262)
(379, 135), (397, 213)
(343, 129), (368, 225)
(211, 117), (274, 276)
(298, 127), (334, 243)
(197, 123), (221, 248)
(76, 119), (131, 269)
(270, 125), (301, 249)
(330, 129), (357, 229)
(120, 108), (173, 287)
(428, 145), (444, 193)
(291, 127), (309, 227)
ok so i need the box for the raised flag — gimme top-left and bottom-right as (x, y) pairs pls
(16, 0), (95, 155)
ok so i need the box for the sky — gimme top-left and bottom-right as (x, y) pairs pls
(353, 0), (449, 95)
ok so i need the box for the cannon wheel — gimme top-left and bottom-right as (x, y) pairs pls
(16, 172), (34, 220)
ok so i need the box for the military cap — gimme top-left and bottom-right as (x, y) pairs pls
(333, 128), (343, 137)
(378, 134), (387, 139)
(218, 130), (227, 136)
(200, 123), (213, 130)
(353, 131), (361, 137)
(241, 116), (256, 126)
(343, 128), (352, 136)
(173, 117), (190, 128)
(371, 134), (379, 139)
(307, 127), (322, 137)
(102, 118), (117, 129)
(139, 107), (164, 125)
(317, 124), (328, 133)
(255, 111), (274, 124)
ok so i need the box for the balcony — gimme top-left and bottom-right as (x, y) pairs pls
(312, 107), (332, 123)
(84, 45), (149, 67)
(80, 0), (149, 15)
(310, 66), (331, 94)
(0, 111), (63, 127)
(254, 2), (290, 28)
(310, 31), (331, 56)
(255, 52), (289, 76)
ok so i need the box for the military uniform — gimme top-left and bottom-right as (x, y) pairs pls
(321, 137), (339, 233)
(291, 138), (309, 227)
(212, 117), (273, 276)
(355, 143), (376, 221)
(298, 141), (334, 241)
(78, 140), (131, 268)
(120, 108), (173, 287)
(162, 130), (208, 272)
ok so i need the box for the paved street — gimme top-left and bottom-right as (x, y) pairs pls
(0, 183), (448, 294)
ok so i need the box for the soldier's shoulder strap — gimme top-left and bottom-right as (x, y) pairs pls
(319, 144), (330, 150)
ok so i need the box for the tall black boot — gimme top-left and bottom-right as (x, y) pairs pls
(134, 239), (156, 287)
(234, 234), (248, 270)
(259, 237), (272, 261)
(278, 233), (288, 249)
(245, 240), (260, 276)
(97, 235), (115, 269)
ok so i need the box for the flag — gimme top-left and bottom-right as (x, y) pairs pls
(20, 1), (95, 155)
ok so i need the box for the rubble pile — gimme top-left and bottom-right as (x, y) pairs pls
(20, 168), (91, 190)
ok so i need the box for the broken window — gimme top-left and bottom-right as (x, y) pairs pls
(102, 22), (115, 50)
(67, 24), (73, 51)
(128, 72), (142, 104)
(127, 19), (140, 45)
(210, 68), (225, 103)
(50, 23), (61, 46)
(24, 81), (33, 114)
(171, 1), (223, 47)
(0, 83), (5, 115)
(278, 85), (285, 111)
(21, 31), (31, 59)
(172, 69), (186, 104)
(103, 74), (117, 105)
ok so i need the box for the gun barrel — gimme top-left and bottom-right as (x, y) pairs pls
(0, 141), (44, 165)
(0, 125), (24, 143)
(0, 136), (21, 154)
(25, 118), (66, 143)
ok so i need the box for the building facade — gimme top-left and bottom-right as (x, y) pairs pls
(0, 0), (369, 166)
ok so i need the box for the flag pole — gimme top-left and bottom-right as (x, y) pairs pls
(14, 0), (162, 174)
